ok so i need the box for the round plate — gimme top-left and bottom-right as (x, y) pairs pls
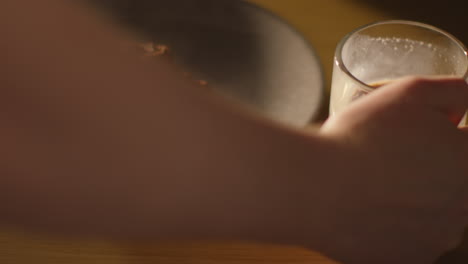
(90, 0), (325, 127)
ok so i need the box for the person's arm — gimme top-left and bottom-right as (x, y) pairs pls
(2, 1), (468, 264)
(0, 0), (337, 246)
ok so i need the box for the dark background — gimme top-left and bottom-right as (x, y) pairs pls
(354, 0), (467, 45)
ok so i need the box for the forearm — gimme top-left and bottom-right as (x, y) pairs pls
(0, 0), (340, 253)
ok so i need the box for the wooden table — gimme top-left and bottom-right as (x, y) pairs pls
(2, 0), (467, 263)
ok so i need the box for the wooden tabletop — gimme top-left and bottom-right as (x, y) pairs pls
(2, 0), (467, 263)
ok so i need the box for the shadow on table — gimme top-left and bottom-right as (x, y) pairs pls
(352, 0), (468, 45)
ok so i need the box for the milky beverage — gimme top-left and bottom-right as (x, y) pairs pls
(349, 80), (393, 101)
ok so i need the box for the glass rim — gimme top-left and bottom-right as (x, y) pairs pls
(335, 20), (468, 92)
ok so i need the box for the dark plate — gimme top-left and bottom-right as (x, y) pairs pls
(89, 0), (325, 126)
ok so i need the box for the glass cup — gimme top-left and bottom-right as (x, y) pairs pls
(330, 20), (468, 124)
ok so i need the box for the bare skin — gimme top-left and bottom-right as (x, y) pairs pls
(1, 1), (468, 264)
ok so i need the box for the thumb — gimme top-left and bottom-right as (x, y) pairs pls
(382, 77), (468, 123)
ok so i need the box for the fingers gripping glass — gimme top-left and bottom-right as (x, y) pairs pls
(330, 20), (468, 124)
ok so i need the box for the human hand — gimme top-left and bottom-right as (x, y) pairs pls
(319, 77), (468, 264)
